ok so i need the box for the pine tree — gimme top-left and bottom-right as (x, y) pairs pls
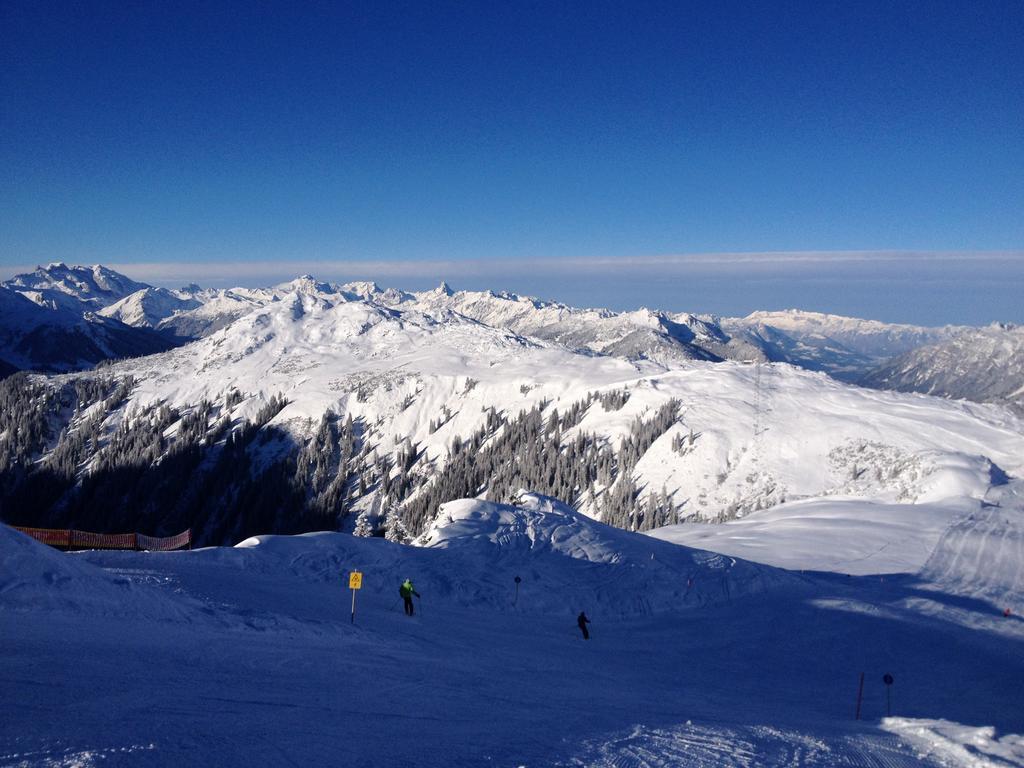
(383, 500), (411, 544)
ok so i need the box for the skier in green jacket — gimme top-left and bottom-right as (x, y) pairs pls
(400, 578), (421, 616)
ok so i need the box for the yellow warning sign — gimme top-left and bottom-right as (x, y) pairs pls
(348, 571), (363, 590)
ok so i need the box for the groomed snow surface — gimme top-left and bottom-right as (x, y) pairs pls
(3, 490), (1023, 767)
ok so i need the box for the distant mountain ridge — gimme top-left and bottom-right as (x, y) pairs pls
(718, 309), (963, 382)
(862, 323), (1024, 413)
(0, 263), (1017, 415)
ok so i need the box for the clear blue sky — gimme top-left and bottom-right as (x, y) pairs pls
(2, 1), (1022, 323)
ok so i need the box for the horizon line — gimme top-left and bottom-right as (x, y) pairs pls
(2, 249), (1023, 286)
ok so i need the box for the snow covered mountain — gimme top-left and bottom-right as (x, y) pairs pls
(4, 267), (1024, 766)
(0, 283), (175, 374)
(153, 281), (310, 339)
(131, 277), (764, 365)
(72, 270), (966, 382)
(861, 323), (1024, 413)
(4, 262), (149, 313)
(719, 309), (962, 382)
(3, 272), (1022, 550)
(0, 264), (180, 372)
(347, 281), (765, 365)
(97, 287), (200, 330)
(1, 264), (983, 386)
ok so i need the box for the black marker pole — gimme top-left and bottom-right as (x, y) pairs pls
(883, 673), (894, 717)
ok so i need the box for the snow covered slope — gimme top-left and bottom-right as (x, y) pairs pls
(918, 479), (1024, 605)
(3, 485), (1022, 767)
(412, 493), (787, 612)
(862, 323), (1024, 412)
(97, 287), (200, 330)
(649, 497), (978, 575)
(0, 524), (195, 620)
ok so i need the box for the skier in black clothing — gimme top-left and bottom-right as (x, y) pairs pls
(577, 611), (591, 640)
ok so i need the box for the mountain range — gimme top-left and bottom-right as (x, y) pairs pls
(1, 262), (1021, 547)
(0, 262), (998, 384)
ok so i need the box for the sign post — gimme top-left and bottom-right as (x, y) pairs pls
(349, 570), (363, 624)
(883, 673), (894, 716)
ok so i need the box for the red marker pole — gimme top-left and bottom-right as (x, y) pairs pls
(854, 672), (865, 720)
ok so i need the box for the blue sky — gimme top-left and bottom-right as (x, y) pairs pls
(1, 1), (1022, 323)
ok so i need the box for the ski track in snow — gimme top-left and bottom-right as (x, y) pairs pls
(920, 485), (1024, 604)
(557, 721), (927, 768)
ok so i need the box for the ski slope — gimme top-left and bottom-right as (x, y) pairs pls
(3, 491), (1023, 767)
(648, 497), (977, 575)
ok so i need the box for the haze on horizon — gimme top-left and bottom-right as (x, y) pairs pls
(2, 2), (1022, 325)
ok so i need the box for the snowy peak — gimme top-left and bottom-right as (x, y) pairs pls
(178, 285), (548, 382)
(5, 262), (149, 312)
(272, 275), (339, 297)
(433, 280), (455, 297)
(341, 281), (416, 306)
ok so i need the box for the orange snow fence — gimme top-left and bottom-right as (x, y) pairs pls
(12, 526), (191, 552)
(69, 530), (137, 550)
(12, 526), (71, 548)
(136, 529), (192, 551)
